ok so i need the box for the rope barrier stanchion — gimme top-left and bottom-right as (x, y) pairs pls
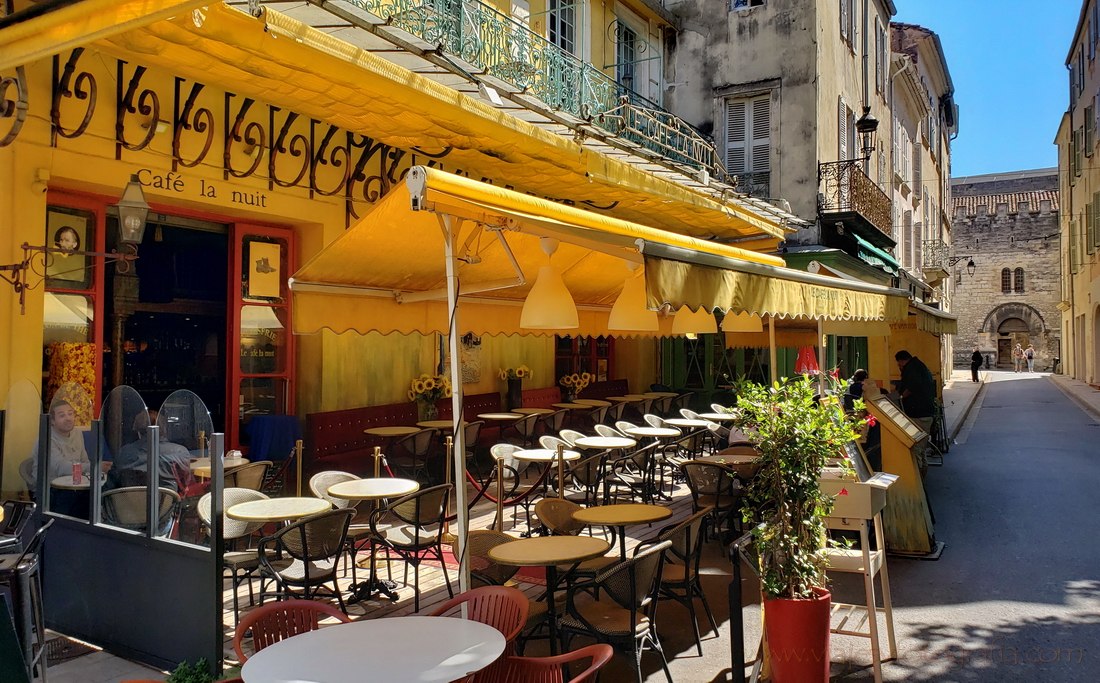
(372, 446), (383, 478)
(295, 439), (304, 496)
(443, 436), (455, 544)
(495, 455), (505, 531)
(557, 443), (566, 499)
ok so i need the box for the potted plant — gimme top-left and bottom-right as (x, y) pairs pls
(407, 373), (452, 421)
(732, 376), (865, 683)
(499, 365), (531, 410)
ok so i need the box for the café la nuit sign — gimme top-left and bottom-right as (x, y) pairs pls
(137, 168), (269, 208)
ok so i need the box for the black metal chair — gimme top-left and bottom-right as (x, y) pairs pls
(0, 518), (54, 682)
(390, 428), (442, 483)
(368, 483), (454, 612)
(197, 488), (271, 624)
(257, 508), (355, 613)
(679, 461), (743, 541)
(0, 501), (36, 556)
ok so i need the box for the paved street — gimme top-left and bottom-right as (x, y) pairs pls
(830, 371), (1100, 681)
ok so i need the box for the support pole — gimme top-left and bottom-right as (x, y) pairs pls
(295, 439), (304, 496)
(556, 443), (566, 499)
(818, 318), (827, 397)
(768, 315), (777, 384)
(443, 435), (455, 543)
(441, 214), (471, 593)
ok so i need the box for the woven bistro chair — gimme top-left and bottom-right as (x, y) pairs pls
(225, 461), (273, 491)
(491, 644), (614, 683)
(390, 428), (442, 484)
(559, 540), (673, 683)
(557, 429), (587, 447)
(233, 598), (351, 663)
(508, 413), (541, 449)
(593, 424), (624, 439)
(533, 498), (616, 578)
(368, 483), (454, 612)
(257, 508), (355, 613)
(308, 470), (376, 582)
(679, 461), (743, 541)
(197, 488), (272, 624)
(431, 586), (529, 683)
(490, 443), (534, 530)
(102, 486), (181, 537)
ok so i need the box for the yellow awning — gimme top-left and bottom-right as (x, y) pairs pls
(63, 2), (790, 244)
(911, 302), (958, 336)
(291, 167), (783, 337)
(821, 319), (892, 337)
(642, 253), (910, 323)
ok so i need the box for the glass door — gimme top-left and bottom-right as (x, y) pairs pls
(228, 224), (295, 450)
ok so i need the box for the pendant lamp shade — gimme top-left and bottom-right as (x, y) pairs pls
(241, 305), (285, 330)
(671, 306), (717, 334)
(608, 270), (659, 331)
(721, 311), (764, 333)
(520, 238), (579, 329)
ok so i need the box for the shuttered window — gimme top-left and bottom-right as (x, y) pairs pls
(1088, 106), (1095, 157)
(1088, 198), (1095, 256)
(1094, 193), (1100, 249)
(838, 98), (855, 160)
(1014, 268), (1025, 293)
(725, 94), (771, 196)
(1001, 268), (1012, 294)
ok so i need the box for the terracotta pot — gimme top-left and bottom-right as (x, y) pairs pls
(763, 587), (831, 683)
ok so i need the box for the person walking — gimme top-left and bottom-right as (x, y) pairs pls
(1012, 343), (1025, 373)
(970, 347), (983, 383)
(1025, 344), (1036, 372)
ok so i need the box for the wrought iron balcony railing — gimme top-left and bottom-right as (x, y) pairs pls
(922, 239), (949, 271)
(348, 0), (725, 179)
(817, 159), (892, 237)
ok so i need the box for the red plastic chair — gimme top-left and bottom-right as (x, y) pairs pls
(489, 644), (614, 683)
(233, 598), (351, 662)
(430, 585), (529, 682)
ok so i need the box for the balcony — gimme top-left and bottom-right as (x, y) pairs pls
(334, 0), (725, 179)
(818, 159), (893, 245)
(921, 238), (950, 285)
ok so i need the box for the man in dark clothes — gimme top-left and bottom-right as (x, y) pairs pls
(894, 350), (936, 419)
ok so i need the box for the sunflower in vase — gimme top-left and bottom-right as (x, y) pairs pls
(407, 373), (452, 420)
(558, 372), (591, 402)
(498, 365), (532, 381)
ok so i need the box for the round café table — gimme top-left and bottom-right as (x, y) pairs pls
(514, 407), (554, 415)
(327, 477), (420, 602)
(622, 426), (680, 440)
(489, 535), (611, 654)
(643, 391), (679, 398)
(226, 497), (331, 523)
(191, 456), (249, 479)
(572, 503), (672, 558)
(50, 474), (103, 490)
(698, 453), (762, 480)
(664, 418), (711, 430)
(241, 615), (505, 683)
(478, 412), (524, 422)
(573, 436), (636, 451)
(364, 426), (420, 438)
(416, 419), (466, 430)
(605, 395), (642, 403)
(573, 399), (612, 407)
(552, 402), (587, 410)
(697, 412), (738, 422)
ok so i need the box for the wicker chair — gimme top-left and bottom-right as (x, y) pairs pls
(604, 401), (626, 426)
(641, 508), (717, 655)
(257, 508), (355, 612)
(559, 540), (673, 683)
(197, 488), (271, 623)
(233, 598), (350, 663)
(390, 428), (442, 483)
(490, 443), (531, 530)
(431, 586), (529, 683)
(490, 644), (614, 683)
(614, 421), (639, 434)
(101, 486), (180, 536)
(225, 461), (273, 491)
(456, 530), (549, 647)
(533, 499), (616, 577)
(538, 409), (568, 435)
(557, 430), (586, 447)
(593, 424), (624, 439)
(308, 471), (374, 582)
(368, 483), (453, 612)
(679, 461), (743, 540)
(507, 414), (541, 448)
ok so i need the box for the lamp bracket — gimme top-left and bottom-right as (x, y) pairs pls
(0, 242), (138, 314)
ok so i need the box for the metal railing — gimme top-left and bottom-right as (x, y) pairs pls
(922, 239), (949, 271)
(348, 0), (725, 178)
(817, 159), (892, 236)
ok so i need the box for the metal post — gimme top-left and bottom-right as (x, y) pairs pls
(294, 439), (304, 495)
(210, 432), (225, 671)
(372, 445), (383, 479)
(146, 423), (160, 539)
(89, 419), (103, 524)
(443, 435), (455, 543)
(556, 443), (566, 499)
(768, 315), (777, 384)
(818, 318), (827, 397)
(496, 457), (505, 532)
(441, 214), (470, 593)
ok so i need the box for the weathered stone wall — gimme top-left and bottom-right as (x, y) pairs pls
(951, 170), (1062, 370)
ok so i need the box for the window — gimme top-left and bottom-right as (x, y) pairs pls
(548, 0), (576, 54)
(1089, 199), (1096, 256)
(725, 94), (771, 196)
(1001, 268), (1012, 294)
(1014, 268), (1025, 293)
(1076, 127), (1085, 177)
(1088, 105), (1095, 157)
(874, 20), (884, 94)
(615, 22), (637, 91)
(837, 97), (855, 160)
(731, 0), (765, 8)
(1070, 61), (1078, 108)
(1094, 193), (1100, 249)
(840, 0), (855, 46)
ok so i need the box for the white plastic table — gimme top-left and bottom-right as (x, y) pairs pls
(226, 497), (330, 522)
(664, 418), (711, 429)
(573, 436), (636, 450)
(241, 616), (505, 683)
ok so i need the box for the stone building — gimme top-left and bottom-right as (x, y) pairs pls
(950, 169), (1061, 369)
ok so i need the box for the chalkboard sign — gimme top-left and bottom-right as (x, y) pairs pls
(867, 396), (928, 447)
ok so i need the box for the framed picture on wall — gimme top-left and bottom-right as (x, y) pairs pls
(244, 239), (283, 301)
(45, 206), (94, 289)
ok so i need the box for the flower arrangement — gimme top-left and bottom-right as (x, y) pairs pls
(499, 365), (532, 381)
(558, 372), (591, 401)
(407, 373), (452, 403)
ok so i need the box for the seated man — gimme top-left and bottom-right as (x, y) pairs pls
(25, 399), (91, 492)
(110, 409), (194, 492)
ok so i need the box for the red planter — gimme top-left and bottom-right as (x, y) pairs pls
(763, 587), (832, 683)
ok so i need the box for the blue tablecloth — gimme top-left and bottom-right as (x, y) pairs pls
(247, 415), (302, 462)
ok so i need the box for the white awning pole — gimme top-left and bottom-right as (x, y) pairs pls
(818, 318), (827, 396)
(440, 213), (470, 594)
(768, 315), (777, 384)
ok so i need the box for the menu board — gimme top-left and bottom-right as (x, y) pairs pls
(842, 440), (874, 481)
(866, 396), (928, 447)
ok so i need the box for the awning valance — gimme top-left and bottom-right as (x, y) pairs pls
(854, 234), (900, 275)
(910, 302), (958, 336)
(290, 167), (784, 337)
(641, 250), (910, 323)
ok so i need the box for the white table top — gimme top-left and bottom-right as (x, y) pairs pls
(624, 426), (681, 438)
(364, 426), (421, 437)
(514, 407), (554, 415)
(327, 478), (420, 501)
(643, 391), (679, 398)
(664, 418), (711, 429)
(605, 395), (641, 402)
(574, 435), (636, 450)
(241, 616), (505, 683)
(573, 399), (612, 407)
(191, 456), (250, 478)
(552, 403), (587, 410)
(698, 412), (738, 422)
(227, 497), (331, 522)
(477, 412), (524, 421)
(51, 474), (101, 490)
(511, 448), (581, 463)
(416, 420), (465, 429)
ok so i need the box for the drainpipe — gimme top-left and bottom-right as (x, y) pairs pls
(862, 0), (870, 110)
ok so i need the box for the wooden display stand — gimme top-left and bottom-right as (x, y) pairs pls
(821, 468), (899, 683)
(864, 396), (940, 557)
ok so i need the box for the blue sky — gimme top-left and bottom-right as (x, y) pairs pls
(893, 1), (1081, 177)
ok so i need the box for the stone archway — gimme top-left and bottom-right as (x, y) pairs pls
(982, 304), (1047, 368)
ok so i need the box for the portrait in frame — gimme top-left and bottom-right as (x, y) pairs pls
(45, 206), (94, 289)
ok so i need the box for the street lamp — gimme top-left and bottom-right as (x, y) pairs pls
(949, 256), (976, 278)
(0, 175), (149, 313)
(855, 106), (879, 160)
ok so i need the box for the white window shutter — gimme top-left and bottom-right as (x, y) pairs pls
(838, 98), (848, 160)
(726, 99), (748, 174)
(750, 96), (771, 176)
(840, 0), (848, 40)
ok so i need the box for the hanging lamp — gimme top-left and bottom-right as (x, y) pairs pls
(671, 305), (717, 335)
(520, 238), (578, 329)
(721, 311), (764, 333)
(608, 263), (658, 332)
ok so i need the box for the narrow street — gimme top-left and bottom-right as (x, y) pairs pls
(830, 372), (1100, 681)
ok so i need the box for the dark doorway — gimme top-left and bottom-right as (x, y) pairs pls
(104, 214), (229, 428)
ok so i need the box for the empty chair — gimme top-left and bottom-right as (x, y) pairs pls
(309, 470), (374, 581)
(390, 428), (441, 483)
(102, 486), (180, 536)
(604, 402), (626, 426)
(669, 392), (694, 416)
(651, 396), (674, 416)
(233, 598), (350, 663)
(464, 421), (487, 479)
(224, 461), (273, 491)
(538, 409), (569, 435)
(431, 586), (529, 683)
(457, 530), (549, 646)
(0, 517), (53, 682)
(197, 488), (272, 623)
(534, 499), (616, 577)
(539, 435), (570, 452)
(680, 461), (743, 541)
(490, 443), (532, 530)
(615, 421), (639, 434)
(710, 403), (731, 414)
(258, 508), (355, 612)
(643, 509), (716, 656)
(558, 454), (605, 507)
(642, 414), (665, 428)
(508, 414), (541, 448)
(594, 425), (624, 439)
(369, 483), (454, 612)
(559, 540), (673, 683)
(583, 405), (608, 429)
(558, 430), (586, 447)
(0, 501), (36, 555)
(491, 643), (614, 683)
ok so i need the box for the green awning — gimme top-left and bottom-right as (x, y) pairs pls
(854, 234), (900, 275)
